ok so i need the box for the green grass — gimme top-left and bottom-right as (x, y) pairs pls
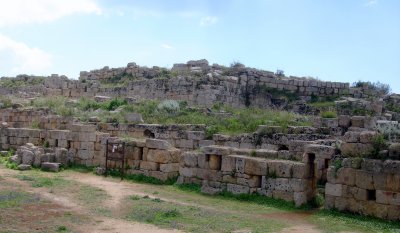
(311, 209), (400, 233)
(105, 169), (177, 185)
(320, 110), (337, 118)
(309, 101), (336, 108)
(17, 174), (71, 188)
(26, 96), (311, 135)
(0, 190), (40, 208)
(125, 195), (286, 233)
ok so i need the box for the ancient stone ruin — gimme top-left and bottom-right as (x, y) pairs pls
(0, 59), (399, 220)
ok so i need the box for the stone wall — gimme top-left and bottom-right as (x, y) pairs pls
(325, 158), (400, 220)
(1, 60), (354, 108)
(178, 145), (315, 207)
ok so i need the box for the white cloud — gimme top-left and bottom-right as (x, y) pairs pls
(200, 16), (218, 26)
(161, 44), (174, 50)
(365, 0), (378, 7)
(0, 34), (52, 74)
(0, 0), (101, 27)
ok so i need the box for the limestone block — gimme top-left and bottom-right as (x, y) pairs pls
(386, 174), (400, 192)
(338, 115), (351, 128)
(209, 154), (221, 170)
(18, 164), (31, 170)
(383, 160), (400, 174)
(78, 132), (96, 142)
(41, 162), (60, 172)
(361, 159), (383, 173)
(181, 152), (198, 167)
(227, 184), (250, 194)
(274, 178), (292, 192)
(179, 167), (197, 177)
(236, 176), (261, 188)
(355, 170), (374, 190)
(201, 185), (222, 195)
(343, 132), (360, 143)
(21, 150), (35, 165)
(336, 167), (356, 186)
(197, 153), (210, 169)
(202, 145), (232, 156)
(334, 196), (348, 211)
(186, 131), (205, 140)
(196, 169), (222, 182)
(268, 161), (293, 178)
(235, 156), (245, 174)
(373, 173), (387, 190)
(292, 163), (307, 179)
(159, 163), (179, 172)
(77, 150), (93, 160)
(140, 161), (159, 171)
(304, 144), (335, 158)
(290, 178), (308, 192)
(222, 175), (236, 184)
(389, 143), (400, 160)
(80, 142), (94, 150)
(244, 157), (267, 176)
(149, 171), (178, 181)
(293, 191), (307, 207)
(351, 116), (365, 128)
(146, 149), (172, 164)
(146, 139), (172, 150)
(55, 148), (71, 166)
(324, 194), (336, 209)
(176, 139), (194, 149)
(221, 155), (236, 172)
(359, 131), (378, 144)
(325, 183), (342, 197)
(387, 205), (400, 220)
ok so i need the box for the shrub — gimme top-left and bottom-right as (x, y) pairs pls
(0, 96), (12, 109)
(321, 111), (337, 118)
(352, 81), (391, 96)
(157, 100), (180, 115)
(369, 134), (388, 159)
(102, 98), (127, 111)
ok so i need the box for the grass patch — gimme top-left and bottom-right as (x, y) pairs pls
(16, 175), (71, 188)
(125, 195), (286, 233)
(105, 169), (177, 185)
(320, 110), (337, 118)
(0, 190), (40, 208)
(312, 209), (400, 233)
(309, 101), (336, 108)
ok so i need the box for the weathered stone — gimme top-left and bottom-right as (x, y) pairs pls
(41, 162), (60, 172)
(293, 191), (307, 207)
(338, 115), (351, 128)
(355, 170), (374, 189)
(145, 139), (172, 150)
(139, 161), (159, 171)
(343, 132), (360, 143)
(55, 148), (71, 166)
(21, 150), (35, 165)
(359, 131), (378, 144)
(389, 143), (400, 160)
(325, 183), (342, 197)
(125, 113), (144, 123)
(244, 157), (267, 176)
(146, 149), (172, 163)
(221, 155), (236, 172)
(159, 163), (179, 172)
(181, 152), (198, 167)
(227, 184), (249, 194)
(17, 164), (31, 170)
(351, 116), (365, 128)
(202, 146), (232, 156)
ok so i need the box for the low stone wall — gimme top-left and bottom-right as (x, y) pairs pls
(103, 138), (181, 181)
(178, 145), (315, 207)
(325, 158), (400, 220)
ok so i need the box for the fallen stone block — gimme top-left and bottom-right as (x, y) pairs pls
(41, 162), (60, 172)
(17, 164), (31, 171)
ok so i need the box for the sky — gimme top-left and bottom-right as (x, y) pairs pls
(0, 0), (399, 93)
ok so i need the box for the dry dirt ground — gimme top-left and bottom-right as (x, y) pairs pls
(0, 165), (361, 233)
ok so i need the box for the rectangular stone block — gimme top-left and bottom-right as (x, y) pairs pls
(160, 163), (180, 172)
(244, 158), (267, 176)
(227, 184), (250, 194)
(325, 183), (342, 197)
(140, 161), (159, 171)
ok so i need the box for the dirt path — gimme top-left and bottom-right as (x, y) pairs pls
(0, 166), (325, 233)
(0, 167), (182, 233)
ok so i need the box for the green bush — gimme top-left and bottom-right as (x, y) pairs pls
(321, 111), (337, 118)
(157, 100), (180, 115)
(369, 134), (388, 159)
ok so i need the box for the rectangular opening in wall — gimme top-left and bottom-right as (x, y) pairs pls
(205, 154), (210, 162)
(367, 189), (376, 201)
(307, 153), (316, 179)
(324, 159), (330, 169)
(55, 139), (59, 147)
(67, 140), (71, 149)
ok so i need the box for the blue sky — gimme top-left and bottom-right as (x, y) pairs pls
(0, 0), (399, 93)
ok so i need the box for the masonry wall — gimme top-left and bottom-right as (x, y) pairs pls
(178, 145), (315, 207)
(325, 158), (400, 221)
